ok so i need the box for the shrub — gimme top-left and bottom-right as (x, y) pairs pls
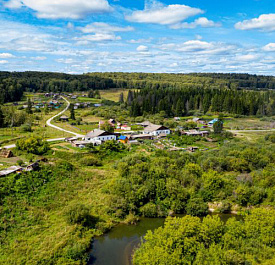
(64, 204), (97, 228)
(186, 197), (209, 217)
(80, 156), (102, 167)
(265, 133), (275, 143)
(55, 160), (75, 171)
(16, 137), (50, 155)
(140, 202), (158, 217)
(99, 140), (126, 153)
(17, 159), (24, 166)
(20, 123), (32, 132)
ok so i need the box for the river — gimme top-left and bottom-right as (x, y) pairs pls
(88, 213), (240, 265)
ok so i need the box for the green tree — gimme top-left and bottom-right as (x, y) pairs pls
(70, 104), (76, 120)
(119, 92), (124, 104)
(16, 136), (50, 155)
(213, 119), (223, 134)
(26, 98), (33, 114)
(0, 106), (4, 128)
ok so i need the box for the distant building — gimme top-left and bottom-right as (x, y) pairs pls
(84, 129), (117, 144)
(108, 119), (116, 127)
(118, 135), (129, 144)
(121, 125), (131, 131)
(137, 121), (153, 128)
(0, 166), (23, 177)
(59, 115), (69, 122)
(143, 124), (170, 136)
(208, 119), (218, 126)
(182, 130), (209, 137)
(0, 148), (13, 158)
(72, 140), (91, 148)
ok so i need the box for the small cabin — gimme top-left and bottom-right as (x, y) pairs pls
(118, 135), (129, 144)
(59, 115), (69, 122)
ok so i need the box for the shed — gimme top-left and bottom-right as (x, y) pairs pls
(0, 148), (13, 158)
(60, 115), (69, 122)
(118, 135), (129, 144)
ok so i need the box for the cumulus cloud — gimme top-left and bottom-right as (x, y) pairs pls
(263, 43), (275, 52)
(0, 60), (8, 64)
(78, 22), (134, 33)
(0, 53), (15, 58)
(76, 33), (121, 43)
(171, 17), (221, 29)
(125, 1), (203, 25)
(137, 45), (149, 52)
(235, 14), (275, 31)
(4, 0), (113, 19)
(158, 40), (236, 55)
(236, 54), (259, 61)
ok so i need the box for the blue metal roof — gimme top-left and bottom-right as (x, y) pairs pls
(119, 135), (127, 140)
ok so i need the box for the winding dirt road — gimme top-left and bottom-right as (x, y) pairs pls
(3, 96), (84, 149)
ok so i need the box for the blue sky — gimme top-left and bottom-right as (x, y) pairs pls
(0, 0), (274, 74)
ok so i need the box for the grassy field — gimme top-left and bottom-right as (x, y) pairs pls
(100, 89), (129, 102)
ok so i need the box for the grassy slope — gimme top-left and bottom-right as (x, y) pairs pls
(0, 151), (121, 265)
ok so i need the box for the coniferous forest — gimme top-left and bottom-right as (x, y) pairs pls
(1, 71), (275, 106)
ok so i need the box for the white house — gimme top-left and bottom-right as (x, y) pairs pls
(143, 124), (170, 136)
(84, 129), (117, 144)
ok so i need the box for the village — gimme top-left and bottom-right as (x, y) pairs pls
(65, 117), (216, 150)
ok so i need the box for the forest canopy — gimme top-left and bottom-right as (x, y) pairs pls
(0, 71), (275, 104)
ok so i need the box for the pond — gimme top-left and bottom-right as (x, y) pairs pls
(88, 213), (240, 265)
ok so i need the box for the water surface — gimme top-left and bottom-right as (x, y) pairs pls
(88, 214), (240, 265)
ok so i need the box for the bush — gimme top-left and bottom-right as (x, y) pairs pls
(17, 159), (24, 166)
(80, 156), (102, 167)
(55, 160), (75, 171)
(99, 140), (126, 153)
(265, 133), (275, 143)
(20, 123), (32, 132)
(140, 202), (158, 217)
(64, 204), (98, 227)
(16, 137), (50, 155)
(186, 197), (209, 217)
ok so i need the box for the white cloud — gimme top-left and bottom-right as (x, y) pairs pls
(128, 38), (153, 44)
(31, 56), (47, 60)
(0, 60), (8, 64)
(171, 17), (221, 29)
(236, 54), (259, 61)
(263, 43), (275, 52)
(4, 0), (23, 8)
(235, 14), (275, 31)
(4, 0), (113, 19)
(137, 45), (149, 52)
(78, 22), (134, 33)
(158, 40), (236, 55)
(125, 1), (203, 25)
(0, 53), (15, 58)
(76, 33), (121, 42)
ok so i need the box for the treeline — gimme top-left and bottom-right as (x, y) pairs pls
(0, 71), (275, 104)
(128, 88), (275, 116)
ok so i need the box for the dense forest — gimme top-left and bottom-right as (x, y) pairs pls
(128, 88), (275, 117)
(0, 71), (275, 104)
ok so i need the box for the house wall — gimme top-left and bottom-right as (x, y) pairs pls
(84, 135), (117, 142)
(151, 130), (170, 136)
